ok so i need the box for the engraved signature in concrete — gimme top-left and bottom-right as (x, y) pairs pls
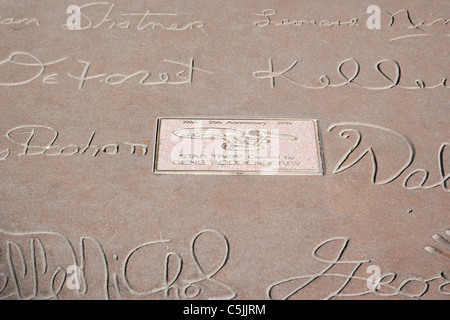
(253, 58), (448, 90)
(0, 16), (40, 27)
(267, 237), (450, 300)
(0, 125), (148, 160)
(252, 8), (449, 42)
(0, 229), (236, 300)
(172, 128), (297, 151)
(253, 9), (358, 28)
(328, 122), (449, 193)
(0, 51), (213, 90)
(387, 9), (450, 41)
(62, 2), (207, 34)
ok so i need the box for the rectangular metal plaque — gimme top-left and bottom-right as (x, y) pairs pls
(153, 118), (323, 175)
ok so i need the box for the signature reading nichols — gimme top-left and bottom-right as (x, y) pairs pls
(172, 128), (298, 151)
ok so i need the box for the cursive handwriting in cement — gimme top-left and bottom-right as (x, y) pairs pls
(0, 125), (148, 160)
(328, 122), (449, 193)
(62, 2), (207, 34)
(0, 51), (213, 90)
(253, 58), (449, 90)
(268, 237), (450, 300)
(253, 9), (358, 28)
(0, 229), (236, 300)
(252, 8), (450, 42)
